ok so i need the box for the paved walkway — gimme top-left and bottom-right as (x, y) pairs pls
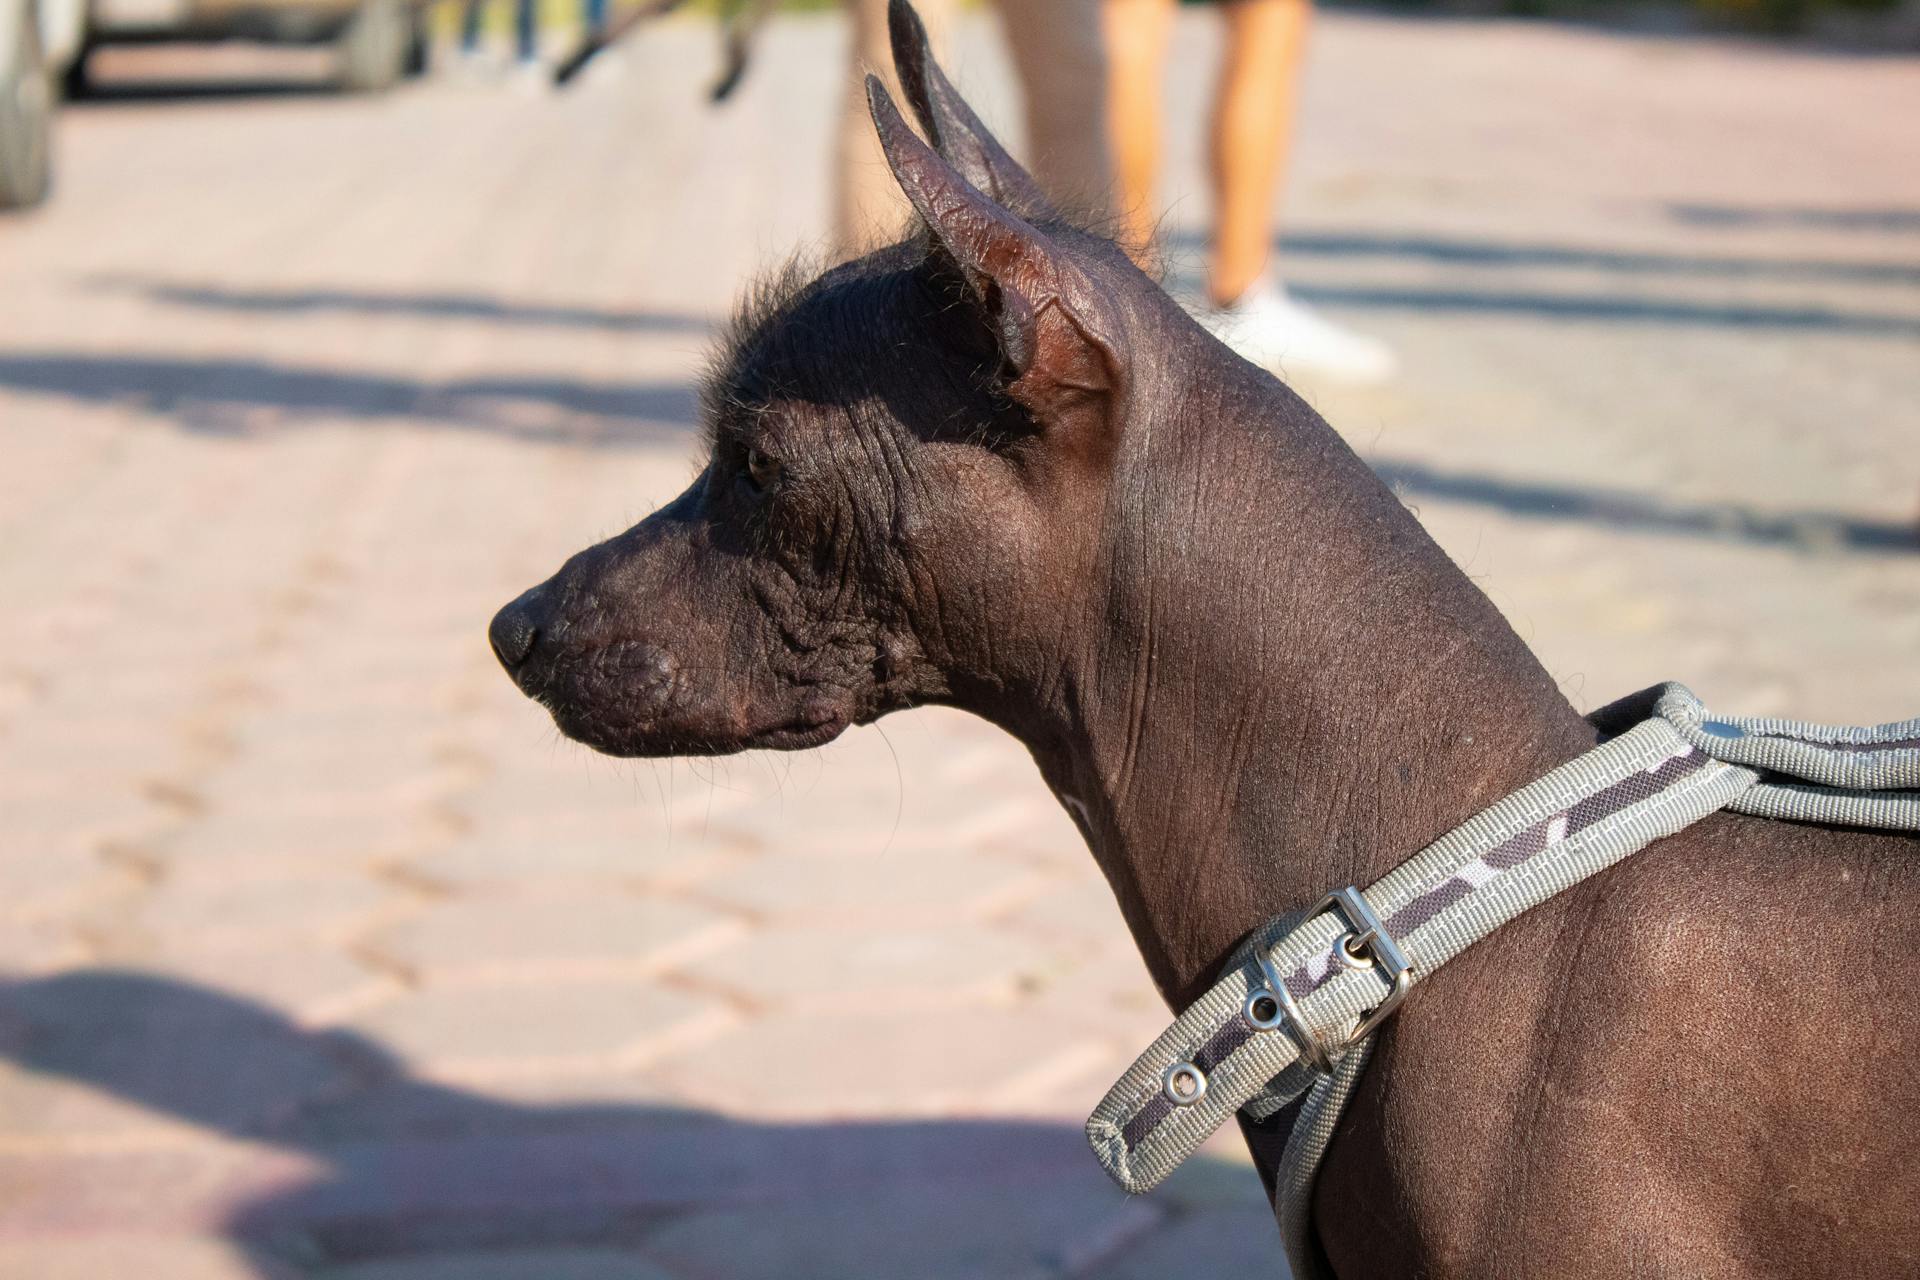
(0, 10), (1915, 1278)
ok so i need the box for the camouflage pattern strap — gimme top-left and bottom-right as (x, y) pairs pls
(1264, 686), (1920, 1280)
(1086, 714), (1750, 1195)
(1086, 682), (1920, 1280)
(1655, 683), (1920, 830)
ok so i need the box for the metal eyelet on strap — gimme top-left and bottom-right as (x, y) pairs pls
(1244, 986), (1285, 1029)
(1162, 1060), (1208, 1106)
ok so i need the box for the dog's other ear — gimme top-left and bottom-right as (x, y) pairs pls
(886, 0), (1053, 220)
(867, 76), (1121, 433)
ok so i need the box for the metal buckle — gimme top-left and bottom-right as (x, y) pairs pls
(1251, 885), (1415, 1074)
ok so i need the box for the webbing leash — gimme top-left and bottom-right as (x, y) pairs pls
(1084, 684), (1920, 1280)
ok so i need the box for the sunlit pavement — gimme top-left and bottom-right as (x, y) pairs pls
(0, 11), (1915, 1277)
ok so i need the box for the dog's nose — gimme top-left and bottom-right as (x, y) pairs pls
(489, 595), (542, 671)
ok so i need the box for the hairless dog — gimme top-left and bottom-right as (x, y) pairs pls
(491, 3), (1920, 1272)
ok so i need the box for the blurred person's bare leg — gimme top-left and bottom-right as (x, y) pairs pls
(1191, 0), (1393, 380)
(1102, 0), (1175, 262)
(516, 0), (538, 63)
(835, 0), (954, 260)
(1208, 0), (1307, 305)
(460, 0), (485, 55)
(993, 0), (1114, 222)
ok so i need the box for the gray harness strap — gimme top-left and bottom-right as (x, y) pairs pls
(1084, 684), (1920, 1280)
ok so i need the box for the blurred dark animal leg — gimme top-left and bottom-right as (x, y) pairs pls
(709, 0), (781, 102)
(551, 0), (689, 86)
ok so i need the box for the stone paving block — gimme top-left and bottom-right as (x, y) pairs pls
(272, 1109), (760, 1228)
(0, 969), (360, 1146)
(0, 1038), (342, 1152)
(136, 945), (397, 1026)
(0, 1142), (320, 1236)
(228, 706), (448, 758)
(6, 716), (195, 783)
(318, 1250), (677, 1280)
(200, 750), (455, 820)
(0, 847), (126, 922)
(371, 895), (745, 984)
(687, 750), (1064, 861)
(278, 1065), (686, 1143)
(648, 1005), (1116, 1117)
(0, 1236), (292, 1280)
(676, 922), (1052, 1012)
(641, 1178), (1163, 1280)
(1156, 1129), (1270, 1212)
(968, 820), (1094, 874)
(0, 917), (85, 973)
(246, 667), (466, 723)
(407, 823), (727, 894)
(1008, 942), (1174, 1054)
(446, 761), (715, 836)
(3, 780), (171, 853)
(696, 849), (1056, 924)
(156, 810), (441, 876)
(0, 1066), (228, 1146)
(341, 980), (735, 1081)
(996, 877), (1134, 947)
(132, 872), (397, 949)
(1080, 1206), (1288, 1280)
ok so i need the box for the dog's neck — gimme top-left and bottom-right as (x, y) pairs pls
(990, 326), (1598, 1008)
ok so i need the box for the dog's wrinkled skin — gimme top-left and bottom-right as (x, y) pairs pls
(493, 4), (1920, 1274)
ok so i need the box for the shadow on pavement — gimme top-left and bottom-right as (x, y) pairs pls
(91, 278), (717, 335)
(65, 80), (345, 106)
(1665, 204), (1920, 234)
(1287, 283), (1920, 337)
(1162, 229), (1920, 333)
(1375, 458), (1917, 556)
(0, 970), (1269, 1278)
(1, 350), (1907, 554)
(1233, 230), (1920, 288)
(1309, 5), (1920, 56)
(0, 353), (700, 447)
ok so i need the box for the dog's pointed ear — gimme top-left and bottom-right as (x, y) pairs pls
(886, 0), (1054, 219)
(867, 75), (1120, 428)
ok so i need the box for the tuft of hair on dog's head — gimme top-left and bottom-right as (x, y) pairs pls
(696, 239), (927, 455)
(697, 234), (1045, 468)
(697, 252), (817, 454)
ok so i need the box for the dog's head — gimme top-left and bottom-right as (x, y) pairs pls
(490, 0), (1170, 757)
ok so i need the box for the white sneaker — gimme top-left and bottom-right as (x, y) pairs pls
(1188, 279), (1396, 384)
(450, 46), (494, 80)
(509, 59), (551, 93)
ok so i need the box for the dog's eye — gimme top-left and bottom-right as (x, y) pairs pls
(743, 447), (782, 495)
